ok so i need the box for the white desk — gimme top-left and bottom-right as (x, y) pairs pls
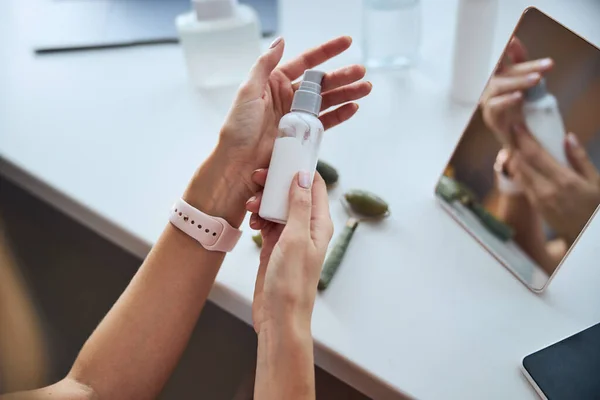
(3, 0), (600, 398)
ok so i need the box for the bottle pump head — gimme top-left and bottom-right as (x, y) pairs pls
(291, 69), (326, 116)
(524, 78), (548, 102)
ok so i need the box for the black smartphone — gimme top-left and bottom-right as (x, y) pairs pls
(521, 322), (600, 399)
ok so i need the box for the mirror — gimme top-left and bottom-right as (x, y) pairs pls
(436, 7), (600, 292)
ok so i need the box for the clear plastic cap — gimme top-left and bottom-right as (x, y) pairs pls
(291, 69), (325, 116)
(193, 0), (235, 21)
(524, 78), (547, 102)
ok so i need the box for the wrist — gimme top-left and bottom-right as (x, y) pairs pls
(257, 314), (312, 342)
(183, 145), (253, 228)
(257, 319), (314, 373)
(256, 322), (315, 400)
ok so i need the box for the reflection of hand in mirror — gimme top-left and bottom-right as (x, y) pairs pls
(509, 125), (600, 245)
(480, 37), (554, 146)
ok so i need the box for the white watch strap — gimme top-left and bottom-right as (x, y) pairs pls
(169, 198), (242, 252)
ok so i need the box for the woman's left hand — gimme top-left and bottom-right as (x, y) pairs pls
(185, 36), (371, 227)
(509, 125), (600, 244)
(245, 169), (332, 334)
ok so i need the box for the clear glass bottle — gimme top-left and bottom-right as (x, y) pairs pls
(176, 0), (261, 89)
(259, 70), (325, 224)
(362, 0), (421, 69)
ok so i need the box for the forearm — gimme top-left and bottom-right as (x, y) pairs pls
(255, 322), (315, 400)
(68, 146), (251, 399)
(496, 194), (556, 274)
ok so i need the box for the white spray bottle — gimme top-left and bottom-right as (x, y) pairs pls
(523, 78), (568, 165)
(259, 70), (325, 224)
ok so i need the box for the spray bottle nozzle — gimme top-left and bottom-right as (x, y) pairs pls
(524, 77), (548, 102)
(291, 69), (325, 116)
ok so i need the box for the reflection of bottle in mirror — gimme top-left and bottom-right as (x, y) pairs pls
(523, 78), (568, 165)
(449, 0), (498, 104)
(259, 70), (326, 224)
(176, 0), (261, 89)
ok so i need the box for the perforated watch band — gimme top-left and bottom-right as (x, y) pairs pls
(169, 198), (241, 252)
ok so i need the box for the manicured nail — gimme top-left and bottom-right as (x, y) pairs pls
(539, 58), (552, 68)
(299, 171), (311, 189)
(246, 196), (257, 205)
(527, 72), (541, 83)
(567, 132), (579, 148)
(269, 36), (283, 49)
(250, 213), (258, 228)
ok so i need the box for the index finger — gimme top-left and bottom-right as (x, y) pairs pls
(278, 36), (353, 81)
(502, 58), (553, 77)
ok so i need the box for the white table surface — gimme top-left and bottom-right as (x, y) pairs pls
(3, 0), (600, 399)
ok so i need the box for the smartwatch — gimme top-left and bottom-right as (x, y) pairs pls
(169, 198), (241, 252)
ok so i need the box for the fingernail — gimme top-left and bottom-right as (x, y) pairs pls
(512, 91), (522, 100)
(246, 196), (257, 205)
(527, 72), (541, 83)
(269, 36), (283, 49)
(567, 132), (579, 148)
(367, 81), (373, 89)
(539, 58), (552, 68)
(250, 213), (258, 228)
(299, 171), (311, 189)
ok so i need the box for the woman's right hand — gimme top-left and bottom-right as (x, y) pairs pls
(246, 171), (332, 399)
(245, 170), (333, 335)
(481, 37), (554, 146)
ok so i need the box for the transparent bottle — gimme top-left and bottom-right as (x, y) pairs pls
(259, 70), (325, 224)
(176, 0), (261, 89)
(362, 0), (421, 69)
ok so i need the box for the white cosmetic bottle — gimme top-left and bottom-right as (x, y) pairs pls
(523, 78), (568, 165)
(449, 0), (498, 104)
(259, 70), (326, 224)
(176, 0), (261, 88)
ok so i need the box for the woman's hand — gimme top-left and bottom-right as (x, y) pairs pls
(480, 37), (553, 146)
(245, 170), (332, 400)
(509, 125), (600, 244)
(245, 169), (333, 334)
(184, 36), (370, 228)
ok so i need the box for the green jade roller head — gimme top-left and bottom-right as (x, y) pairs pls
(318, 189), (390, 291)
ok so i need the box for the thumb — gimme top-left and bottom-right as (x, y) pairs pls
(285, 172), (312, 232)
(241, 37), (285, 99)
(565, 132), (600, 181)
